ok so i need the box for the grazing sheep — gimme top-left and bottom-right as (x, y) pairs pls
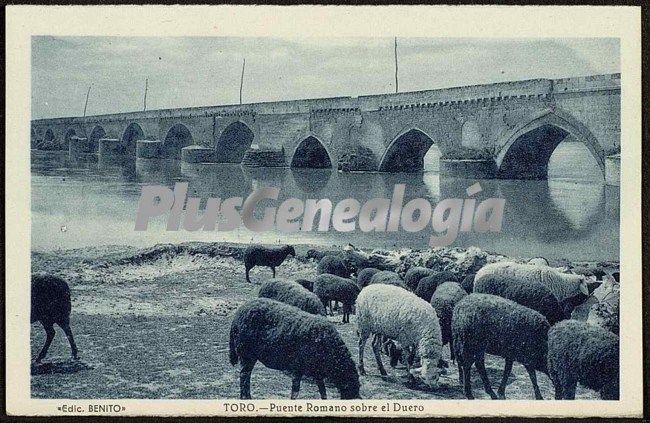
(258, 279), (326, 316)
(414, 271), (458, 303)
(229, 298), (361, 399)
(317, 255), (350, 278)
(356, 284), (443, 388)
(475, 262), (589, 305)
(243, 244), (296, 283)
(368, 271), (409, 290)
(547, 319), (619, 400)
(313, 274), (361, 323)
(461, 273), (475, 293)
(528, 257), (550, 266)
(356, 268), (381, 289)
(473, 273), (568, 325)
(294, 278), (314, 292)
(31, 274), (78, 362)
(404, 266), (435, 291)
(452, 294), (550, 400)
(430, 282), (467, 362)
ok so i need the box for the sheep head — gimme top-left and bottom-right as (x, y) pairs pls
(410, 359), (440, 388)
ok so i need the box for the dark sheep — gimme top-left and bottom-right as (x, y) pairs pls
(229, 298), (361, 399)
(356, 268), (380, 289)
(243, 244), (296, 283)
(430, 282), (467, 362)
(452, 294), (550, 400)
(461, 273), (475, 293)
(313, 274), (361, 323)
(368, 271), (409, 290)
(415, 271), (458, 303)
(317, 255), (351, 278)
(404, 266), (435, 291)
(258, 279), (326, 316)
(294, 278), (314, 292)
(547, 320), (619, 400)
(473, 273), (568, 325)
(31, 274), (78, 362)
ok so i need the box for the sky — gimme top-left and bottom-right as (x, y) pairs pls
(31, 37), (619, 119)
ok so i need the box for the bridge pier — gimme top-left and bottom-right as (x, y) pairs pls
(98, 138), (124, 166)
(241, 147), (287, 168)
(605, 154), (620, 186)
(68, 136), (98, 165)
(136, 140), (163, 159)
(439, 159), (498, 179)
(181, 145), (218, 163)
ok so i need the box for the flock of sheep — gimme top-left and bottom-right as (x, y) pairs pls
(31, 243), (620, 402)
(229, 244), (620, 401)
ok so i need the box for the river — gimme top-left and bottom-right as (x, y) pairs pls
(31, 142), (619, 261)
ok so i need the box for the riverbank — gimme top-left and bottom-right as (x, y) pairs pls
(30, 242), (617, 399)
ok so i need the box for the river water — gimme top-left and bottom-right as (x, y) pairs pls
(31, 142), (619, 261)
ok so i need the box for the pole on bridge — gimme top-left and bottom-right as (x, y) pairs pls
(394, 37), (399, 93)
(239, 58), (246, 105)
(83, 85), (91, 117)
(143, 78), (149, 111)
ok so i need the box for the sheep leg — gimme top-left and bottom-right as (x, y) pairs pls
(316, 379), (327, 399)
(562, 381), (577, 400)
(245, 267), (252, 283)
(523, 365), (543, 400)
(371, 337), (388, 376)
(59, 319), (79, 360)
(497, 358), (513, 399)
(290, 373), (302, 399)
(553, 381), (564, 400)
(457, 358), (464, 385)
(408, 347), (417, 366)
(239, 360), (255, 399)
(462, 359), (474, 400)
(403, 351), (419, 386)
(474, 353), (498, 400)
(271, 267), (276, 278)
(358, 332), (369, 375)
(36, 322), (56, 363)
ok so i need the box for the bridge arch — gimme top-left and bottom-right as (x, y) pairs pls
(162, 123), (193, 159)
(290, 135), (332, 168)
(121, 122), (145, 157)
(215, 121), (254, 163)
(496, 109), (605, 180)
(379, 128), (435, 172)
(88, 125), (106, 153)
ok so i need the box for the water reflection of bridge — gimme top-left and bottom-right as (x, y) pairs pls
(131, 159), (616, 246)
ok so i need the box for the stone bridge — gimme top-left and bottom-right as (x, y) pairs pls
(31, 73), (621, 182)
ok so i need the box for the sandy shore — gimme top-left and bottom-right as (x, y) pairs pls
(30, 242), (617, 400)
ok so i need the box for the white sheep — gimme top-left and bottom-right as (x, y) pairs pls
(356, 284), (442, 388)
(475, 261), (589, 305)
